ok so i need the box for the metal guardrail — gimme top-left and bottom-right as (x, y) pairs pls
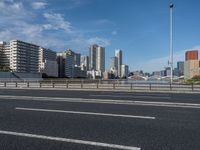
(0, 81), (200, 92)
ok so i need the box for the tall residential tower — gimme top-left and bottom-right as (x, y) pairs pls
(184, 50), (199, 79)
(115, 49), (122, 77)
(89, 44), (105, 72)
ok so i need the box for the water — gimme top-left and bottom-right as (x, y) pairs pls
(120, 80), (169, 84)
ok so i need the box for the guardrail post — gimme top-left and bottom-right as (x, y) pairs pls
(130, 83), (133, 90)
(81, 80), (83, 89)
(97, 82), (99, 89)
(113, 83), (115, 89)
(66, 81), (68, 88)
(40, 82), (42, 88)
(27, 82), (29, 88)
(170, 84), (172, 91)
(15, 82), (17, 87)
(192, 83), (194, 91)
(4, 82), (6, 87)
(149, 83), (151, 90)
(52, 82), (55, 88)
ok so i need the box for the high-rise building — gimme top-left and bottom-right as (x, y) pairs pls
(184, 50), (199, 79)
(96, 46), (105, 72)
(64, 49), (75, 78)
(110, 56), (118, 76)
(89, 44), (98, 71)
(57, 49), (86, 78)
(121, 64), (129, 78)
(81, 55), (89, 71)
(0, 42), (3, 64)
(89, 44), (105, 72)
(177, 61), (184, 76)
(0, 41), (10, 68)
(9, 40), (39, 73)
(39, 47), (58, 77)
(115, 49), (122, 77)
(57, 52), (65, 78)
(74, 53), (81, 66)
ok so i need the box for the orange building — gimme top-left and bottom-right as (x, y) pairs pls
(185, 50), (198, 61)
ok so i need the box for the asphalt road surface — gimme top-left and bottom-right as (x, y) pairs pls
(0, 89), (200, 150)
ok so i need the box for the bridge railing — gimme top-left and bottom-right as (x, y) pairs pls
(0, 80), (200, 92)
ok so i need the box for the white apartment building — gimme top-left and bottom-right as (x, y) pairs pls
(10, 40), (39, 73)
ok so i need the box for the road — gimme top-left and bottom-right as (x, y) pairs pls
(0, 89), (200, 150)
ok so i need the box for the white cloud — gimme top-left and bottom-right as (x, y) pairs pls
(0, 1), (24, 14)
(87, 37), (111, 47)
(43, 13), (72, 32)
(0, 0), (111, 52)
(32, 2), (47, 9)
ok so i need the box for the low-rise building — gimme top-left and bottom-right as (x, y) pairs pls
(121, 64), (129, 78)
(87, 70), (102, 79)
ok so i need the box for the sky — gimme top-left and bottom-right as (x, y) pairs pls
(0, 0), (200, 73)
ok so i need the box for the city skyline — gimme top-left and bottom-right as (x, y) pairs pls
(1, 0), (200, 72)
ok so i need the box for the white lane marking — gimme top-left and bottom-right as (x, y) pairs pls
(89, 94), (171, 99)
(110, 92), (170, 96)
(131, 101), (200, 109)
(15, 107), (156, 120)
(0, 95), (200, 109)
(0, 130), (140, 150)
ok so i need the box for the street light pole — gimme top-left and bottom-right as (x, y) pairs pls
(169, 3), (174, 84)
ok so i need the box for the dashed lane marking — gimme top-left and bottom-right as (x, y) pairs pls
(0, 130), (141, 150)
(15, 107), (156, 120)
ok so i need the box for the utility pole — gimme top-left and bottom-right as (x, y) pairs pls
(169, 3), (174, 84)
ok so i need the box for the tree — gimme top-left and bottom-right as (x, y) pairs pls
(192, 75), (200, 81)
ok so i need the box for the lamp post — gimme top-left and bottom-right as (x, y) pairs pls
(169, 3), (174, 84)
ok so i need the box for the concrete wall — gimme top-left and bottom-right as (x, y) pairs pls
(0, 71), (42, 81)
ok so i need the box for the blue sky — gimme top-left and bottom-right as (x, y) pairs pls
(0, 0), (200, 72)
